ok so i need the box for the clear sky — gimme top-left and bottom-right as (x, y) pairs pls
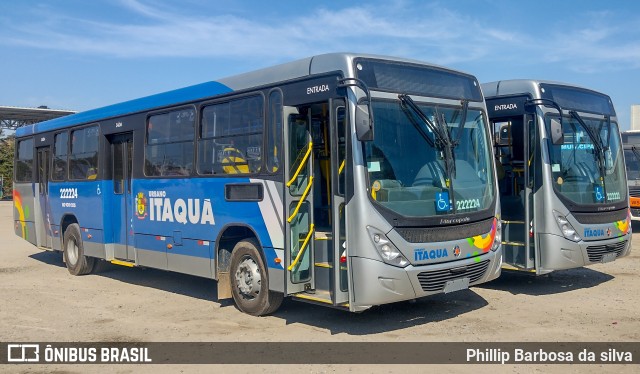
(1, 0), (639, 128)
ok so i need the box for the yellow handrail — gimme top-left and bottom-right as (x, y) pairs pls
(286, 142), (313, 187)
(338, 159), (345, 175)
(287, 176), (314, 223)
(288, 224), (315, 271)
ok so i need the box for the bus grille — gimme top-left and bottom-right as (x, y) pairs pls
(586, 240), (627, 262)
(629, 188), (640, 198)
(416, 259), (490, 292)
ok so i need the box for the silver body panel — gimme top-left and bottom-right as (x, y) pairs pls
(483, 79), (631, 273)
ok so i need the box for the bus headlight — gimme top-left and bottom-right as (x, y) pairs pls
(491, 219), (502, 252)
(553, 210), (581, 242)
(367, 226), (409, 268)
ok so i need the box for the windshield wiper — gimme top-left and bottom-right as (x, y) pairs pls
(569, 110), (607, 200)
(398, 94), (458, 210)
(398, 94), (447, 145)
(632, 146), (640, 165)
(398, 94), (456, 179)
(399, 103), (435, 148)
(432, 109), (457, 179)
(453, 100), (469, 147)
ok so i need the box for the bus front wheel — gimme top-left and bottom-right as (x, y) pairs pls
(63, 223), (95, 276)
(230, 239), (283, 316)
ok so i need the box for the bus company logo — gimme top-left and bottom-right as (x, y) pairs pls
(414, 248), (449, 261)
(584, 228), (605, 238)
(146, 191), (215, 225)
(453, 245), (461, 257)
(606, 228), (612, 237)
(135, 192), (148, 219)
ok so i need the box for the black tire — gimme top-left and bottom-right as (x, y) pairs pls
(230, 239), (283, 316)
(63, 223), (95, 276)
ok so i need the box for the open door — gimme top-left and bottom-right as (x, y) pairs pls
(493, 116), (529, 269)
(525, 114), (539, 271)
(332, 100), (349, 304)
(284, 106), (315, 294)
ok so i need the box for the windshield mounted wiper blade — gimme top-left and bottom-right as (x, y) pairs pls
(399, 104), (436, 148)
(398, 94), (448, 146)
(433, 109), (457, 178)
(453, 100), (469, 147)
(570, 110), (607, 200)
(632, 146), (640, 164)
(398, 94), (457, 183)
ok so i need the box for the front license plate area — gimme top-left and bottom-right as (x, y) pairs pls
(601, 252), (617, 263)
(443, 277), (469, 293)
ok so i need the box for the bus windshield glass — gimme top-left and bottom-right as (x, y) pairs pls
(365, 99), (495, 218)
(624, 146), (640, 185)
(547, 116), (626, 205)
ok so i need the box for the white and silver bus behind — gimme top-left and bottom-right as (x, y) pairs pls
(483, 80), (631, 274)
(621, 131), (640, 220)
(14, 53), (502, 316)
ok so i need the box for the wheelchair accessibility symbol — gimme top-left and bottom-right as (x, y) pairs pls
(435, 192), (450, 212)
(594, 186), (604, 202)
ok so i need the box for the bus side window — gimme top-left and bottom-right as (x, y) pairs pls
(198, 95), (264, 175)
(145, 108), (195, 177)
(69, 126), (99, 181)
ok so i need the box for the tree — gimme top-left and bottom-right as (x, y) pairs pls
(0, 136), (15, 199)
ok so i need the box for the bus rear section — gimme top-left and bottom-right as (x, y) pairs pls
(483, 80), (631, 274)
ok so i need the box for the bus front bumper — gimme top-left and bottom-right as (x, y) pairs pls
(537, 233), (632, 272)
(349, 248), (502, 308)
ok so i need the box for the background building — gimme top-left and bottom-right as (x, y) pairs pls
(632, 104), (640, 130)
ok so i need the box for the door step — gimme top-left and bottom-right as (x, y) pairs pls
(110, 259), (135, 267)
(502, 241), (526, 247)
(292, 290), (332, 304)
(501, 263), (536, 273)
(291, 290), (350, 309)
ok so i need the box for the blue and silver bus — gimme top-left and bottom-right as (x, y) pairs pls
(14, 53), (502, 315)
(483, 80), (631, 274)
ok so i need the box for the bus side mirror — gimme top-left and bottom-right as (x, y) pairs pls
(550, 118), (564, 145)
(355, 99), (374, 141)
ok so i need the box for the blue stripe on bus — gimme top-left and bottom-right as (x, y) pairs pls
(16, 81), (232, 137)
(46, 177), (282, 266)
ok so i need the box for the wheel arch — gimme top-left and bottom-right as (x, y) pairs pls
(215, 223), (266, 299)
(59, 214), (78, 250)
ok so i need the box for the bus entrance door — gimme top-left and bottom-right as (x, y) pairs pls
(284, 106), (316, 295)
(36, 147), (53, 249)
(493, 116), (532, 270)
(109, 133), (135, 262)
(331, 101), (349, 305)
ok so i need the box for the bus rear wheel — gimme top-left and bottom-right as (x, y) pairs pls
(230, 239), (283, 316)
(63, 223), (95, 276)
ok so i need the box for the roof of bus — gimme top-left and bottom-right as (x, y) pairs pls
(16, 52), (476, 138)
(16, 81), (232, 137)
(481, 79), (606, 99)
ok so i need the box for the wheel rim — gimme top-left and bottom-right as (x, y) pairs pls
(234, 255), (261, 300)
(66, 237), (79, 266)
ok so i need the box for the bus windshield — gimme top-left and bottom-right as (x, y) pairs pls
(365, 98), (495, 218)
(624, 146), (640, 185)
(547, 115), (626, 205)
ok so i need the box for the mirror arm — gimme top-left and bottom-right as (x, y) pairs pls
(338, 77), (374, 141)
(524, 98), (563, 119)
